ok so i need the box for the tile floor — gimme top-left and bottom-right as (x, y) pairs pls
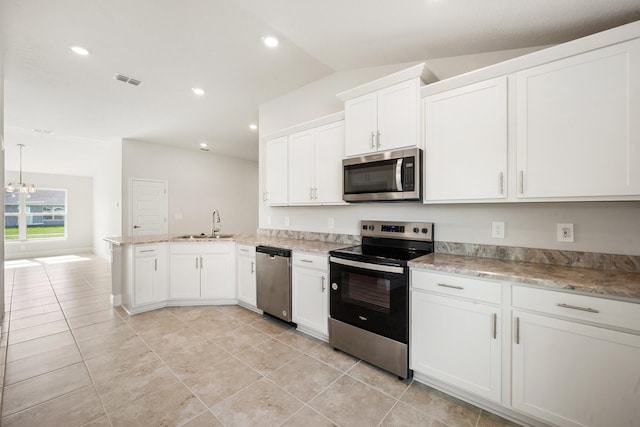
(0, 254), (521, 427)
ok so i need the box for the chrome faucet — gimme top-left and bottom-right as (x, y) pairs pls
(211, 210), (221, 237)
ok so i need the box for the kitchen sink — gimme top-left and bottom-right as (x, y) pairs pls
(175, 233), (235, 240)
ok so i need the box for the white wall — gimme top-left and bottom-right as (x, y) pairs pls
(122, 139), (259, 236)
(93, 141), (122, 259)
(259, 50), (640, 256)
(1, 55), (5, 316)
(4, 172), (94, 260)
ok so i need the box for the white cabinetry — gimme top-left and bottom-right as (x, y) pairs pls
(169, 243), (236, 302)
(516, 38), (640, 199)
(292, 252), (329, 340)
(124, 243), (168, 313)
(264, 136), (288, 205)
(424, 77), (508, 201)
(410, 270), (502, 403)
(288, 121), (344, 205)
(236, 244), (257, 309)
(344, 79), (420, 157)
(511, 286), (640, 427)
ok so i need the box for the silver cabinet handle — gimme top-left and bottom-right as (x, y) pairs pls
(557, 303), (599, 314)
(310, 187), (314, 200)
(499, 172), (504, 195)
(515, 317), (520, 344)
(139, 249), (154, 253)
(240, 248), (249, 252)
(322, 276), (326, 292)
(519, 171), (524, 194)
(154, 259), (157, 271)
(492, 313), (497, 339)
(300, 259), (313, 263)
(371, 131), (376, 149)
(200, 256), (203, 269)
(313, 188), (318, 199)
(195, 257), (199, 269)
(250, 261), (254, 274)
(377, 130), (381, 148)
(437, 283), (464, 290)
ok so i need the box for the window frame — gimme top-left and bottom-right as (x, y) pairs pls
(4, 188), (68, 242)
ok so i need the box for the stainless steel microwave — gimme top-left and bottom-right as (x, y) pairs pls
(343, 148), (422, 202)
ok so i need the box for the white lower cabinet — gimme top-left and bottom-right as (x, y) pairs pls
(169, 243), (236, 302)
(292, 252), (329, 340)
(512, 286), (640, 427)
(124, 243), (168, 313)
(236, 244), (257, 308)
(410, 270), (502, 403)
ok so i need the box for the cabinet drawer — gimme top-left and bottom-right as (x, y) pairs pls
(237, 244), (256, 256)
(513, 286), (640, 331)
(170, 242), (233, 255)
(135, 245), (158, 256)
(411, 270), (502, 304)
(293, 252), (327, 270)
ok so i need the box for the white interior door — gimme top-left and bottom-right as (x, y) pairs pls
(130, 179), (168, 236)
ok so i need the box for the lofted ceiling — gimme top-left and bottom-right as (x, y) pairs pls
(1, 0), (639, 163)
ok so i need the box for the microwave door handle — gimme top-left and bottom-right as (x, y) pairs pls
(395, 158), (403, 191)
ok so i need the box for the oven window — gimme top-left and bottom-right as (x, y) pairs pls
(342, 271), (390, 313)
(344, 160), (399, 194)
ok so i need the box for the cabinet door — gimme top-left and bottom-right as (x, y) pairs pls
(134, 255), (157, 306)
(377, 79), (420, 152)
(288, 129), (316, 204)
(424, 77), (508, 201)
(314, 121), (345, 204)
(169, 253), (200, 299)
(200, 252), (235, 299)
(237, 255), (256, 307)
(512, 311), (640, 427)
(292, 266), (328, 337)
(516, 38), (640, 199)
(265, 136), (289, 205)
(411, 291), (501, 403)
(344, 91), (378, 157)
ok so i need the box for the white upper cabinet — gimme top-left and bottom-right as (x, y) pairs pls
(288, 120), (345, 205)
(424, 77), (508, 201)
(344, 79), (420, 157)
(264, 136), (288, 205)
(516, 38), (640, 199)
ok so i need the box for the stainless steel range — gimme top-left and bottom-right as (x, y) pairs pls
(328, 220), (434, 379)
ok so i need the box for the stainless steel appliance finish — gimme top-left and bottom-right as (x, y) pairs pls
(343, 148), (422, 202)
(256, 246), (292, 322)
(329, 220), (434, 379)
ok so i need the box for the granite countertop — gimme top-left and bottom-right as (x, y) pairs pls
(409, 253), (640, 302)
(103, 234), (353, 254)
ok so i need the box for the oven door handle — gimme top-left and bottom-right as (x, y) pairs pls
(330, 256), (404, 274)
(395, 158), (403, 191)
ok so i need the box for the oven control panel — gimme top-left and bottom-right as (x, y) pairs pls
(361, 220), (433, 241)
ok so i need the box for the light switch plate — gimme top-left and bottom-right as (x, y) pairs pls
(492, 221), (505, 238)
(557, 223), (574, 242)
(284, 216), (290, 226)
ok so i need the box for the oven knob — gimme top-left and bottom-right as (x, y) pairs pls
(362, 225), (367, 230)
(413, 227), (419, 233)
(421, 228), (429, 234)
(368, 225), (374, 231)
(331, 283), (338, 291)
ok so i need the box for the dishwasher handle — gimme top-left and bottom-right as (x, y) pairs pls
(256, 246), (292, 258)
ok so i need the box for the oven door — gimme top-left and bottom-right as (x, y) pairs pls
(329, 256), (408, 343)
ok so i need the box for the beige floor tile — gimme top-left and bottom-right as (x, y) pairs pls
(379, 401), (439, 426)
(6, 331), (75, 362)
(282, 406), (337, 427)
(93, 358), (178, 412)
(9, 296), (59, 311)
(216, 305), (262, 323)
(307, 342), (359, 372)
(161, 339), (230, 378)
(1, 385), (104, 427)
(8, 310), (65, 331)
(124, 308), (175, 328)
(59, 294), (109, 309)
(477, 410), (523, 427)
(63, 301), (115, 318)
(188, 314), (245, 338)
(81, 415), (112, 427)
(130, 315), (186, 341)
(183, 357), (262, 408)
(182, 410), (224, 427)
(9, 290), (55, 302)
(144, 325), (211, 356)
(67, 308), (119, 329)
(276, 329), (322, 352)
(212, 378), (303, 427)
(10, 284), (51, 296)
(9, 303), (61, 320)
(5, 343), (82, 385)
(236, 338), (303, 375)
(71, 317), (128, 342)
(309, 375), (397, 427)
(108, 382), (206, 427)
(212, 324), (271, 354)
(85, 343), (158, 381)
(400, 381), (482, 427)
(56, 290), (100, 302)
(347, 361), (411, 398)
(251, 317), (294, 336)
(167, 305), (227, 322)
(268, 355), (342, 402)
(78, 330), (144, 361)
(2, 362), (92, 416)
(8, 319), (70, 345)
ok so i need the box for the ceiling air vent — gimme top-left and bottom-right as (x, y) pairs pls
(114, 73), (142, 86)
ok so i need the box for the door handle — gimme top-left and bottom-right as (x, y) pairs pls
(133, 225), (141, 229)
(321, 276), (326, 292)
(370, 131), (376, 149)
(250, 261), (254, 274)
(377, 130), (381, 148)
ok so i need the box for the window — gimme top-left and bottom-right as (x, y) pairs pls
(4, 189), (67, 241)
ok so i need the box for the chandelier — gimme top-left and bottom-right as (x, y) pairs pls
(6, 144), (36, 194)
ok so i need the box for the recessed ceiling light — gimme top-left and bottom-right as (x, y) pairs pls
(192, 88), (205, 96)
(262, 36), (279, 48)
(200, 142), (208, 148)
(70, 45), (90, 56)
(249, 124), (258, 130)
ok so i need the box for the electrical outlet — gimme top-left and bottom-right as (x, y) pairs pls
(557, 223), (574, 242)
(328, 217), (335, 229)
(492, 221), (505, 238)
(284, 216), (290, 227)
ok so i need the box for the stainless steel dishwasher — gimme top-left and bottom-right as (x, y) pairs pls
(256, 246), (292, 322)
